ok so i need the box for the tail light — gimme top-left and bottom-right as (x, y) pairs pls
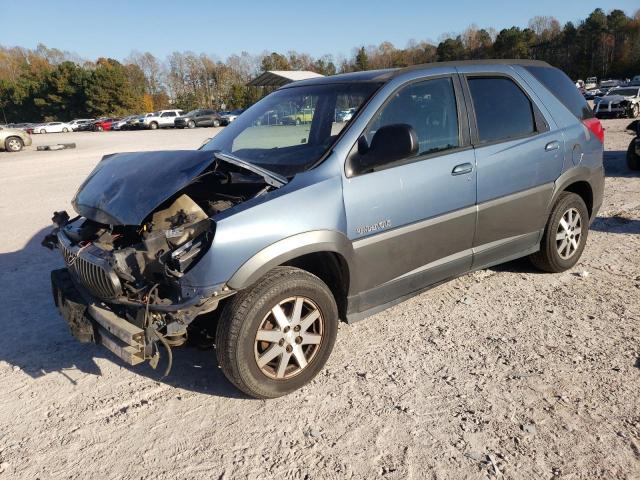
(582, 118), (604, 143)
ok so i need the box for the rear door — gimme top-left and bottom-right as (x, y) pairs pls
(160, 111), (177, 126)
(342, 74), (477, 312)
(457, 66), (563, 268)
(200, 110), (215, 126)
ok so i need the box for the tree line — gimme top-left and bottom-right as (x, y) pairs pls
(1, 8), (638, 123)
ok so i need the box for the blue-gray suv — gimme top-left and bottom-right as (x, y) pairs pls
(45, 60), (604, 398)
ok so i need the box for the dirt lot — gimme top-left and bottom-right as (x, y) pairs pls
(0, 122), (639, 480)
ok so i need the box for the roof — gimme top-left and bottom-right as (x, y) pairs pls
(247, 70), (325, 87)
(280, 59), (552, 88)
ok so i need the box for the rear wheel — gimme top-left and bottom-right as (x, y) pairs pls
(628, 139), (640, 171)
(62, 127), (69, 132)
(630, 104), (640, 119)
(216, 266), (339, 398)
(5, 136), (23, 152)
(40, 129), (46, 134)
(96, 125), (103, 132)
(530, 192), (589, 272)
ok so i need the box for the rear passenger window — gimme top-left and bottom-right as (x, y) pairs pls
(468, 77), (535, 143)
(367, 77), (460, 156)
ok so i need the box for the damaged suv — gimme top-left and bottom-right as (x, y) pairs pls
(45, 60), (604, 398)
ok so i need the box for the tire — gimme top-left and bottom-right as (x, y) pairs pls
(530, 192), (589, 273)
(188, 120), (195, 129)
(213, 119), (220, 128)
(295, 118), (301, 125)
(149, 122), (158, 130)
(216, 266), (339, 399)
(629, 104), (640, 119)
(5, 136), (23, 152)
(96, 125), (103, 132)
(62, 127), (69, 133)
(40, 129), (46, 134)
(627, 139), (640, 171)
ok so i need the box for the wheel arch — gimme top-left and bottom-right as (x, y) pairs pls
(562, 181), (593, 219)
(550, 167), (596, 220)
(226, 231), (354, 320)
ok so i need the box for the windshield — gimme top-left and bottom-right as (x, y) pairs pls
(610, 88), (639, 96)
(202, 82), (381, 177)
(185, 110), (200, 116)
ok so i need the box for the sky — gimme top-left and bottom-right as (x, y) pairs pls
(0, 0), (637, 62)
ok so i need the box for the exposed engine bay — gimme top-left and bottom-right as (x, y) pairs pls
(44, 154), (275, 374)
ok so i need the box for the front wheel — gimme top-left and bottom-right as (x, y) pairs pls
(62, 127), (69, 132)
(213, 119), (220, 128)
(149, 122), (158, 130)
(530, 192), (589, 272)
(216, 266), (338, 398)
(629, 104), (640, 119)
(188, 120), (195, 129)
(40, 129), (46, 134)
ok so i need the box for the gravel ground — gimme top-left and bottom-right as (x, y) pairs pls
(0, 121), (638, 479)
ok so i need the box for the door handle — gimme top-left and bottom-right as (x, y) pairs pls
(451, 163), (473, 175)
(545, 141), (560, 151)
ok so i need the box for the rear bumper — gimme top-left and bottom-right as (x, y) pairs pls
(51, 268), (146, 365)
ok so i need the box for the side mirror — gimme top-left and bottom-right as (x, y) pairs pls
(347, 123), (418, 176)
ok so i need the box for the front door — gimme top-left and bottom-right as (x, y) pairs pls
(342, 75), (477, 313)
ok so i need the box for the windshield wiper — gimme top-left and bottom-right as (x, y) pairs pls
(214, 151), (288, 188)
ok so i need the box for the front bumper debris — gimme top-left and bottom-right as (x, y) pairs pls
(52, 268), (145, 366)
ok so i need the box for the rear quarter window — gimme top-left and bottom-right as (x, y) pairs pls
(524, 65), (593, 120)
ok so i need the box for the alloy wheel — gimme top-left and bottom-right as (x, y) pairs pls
(6, 138), (22, 151)
(254, 296), (324, 379)
(556, 207), (582, 259)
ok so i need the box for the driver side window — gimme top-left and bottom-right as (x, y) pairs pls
(367, 77), (460, 158)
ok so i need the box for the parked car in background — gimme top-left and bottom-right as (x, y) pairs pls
(254, 109), (280, 126)
(599, 79), (624, 89)
(126, 113), (153, 129)
(7, 123), (34, 131)
(45, 60), (604, 399)
(282, 108), (314, 125)
(220, 109), (245, 126)
(68, 119), (95, 131)
(0, 125), (32, 152)
(336, 107), (356, 122)
(92, 118), (119, 132)
(594, 86), (640, 118)
(585, 77), (598, 90)
(32, 122), (73, 134)
(136, 110), (184, 129)
(631, 75), (640, 86)
(174, 109), (222, 129)
(111, 116), (137, 131)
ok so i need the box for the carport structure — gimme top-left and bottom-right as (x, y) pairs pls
(247, 70), (325, 87)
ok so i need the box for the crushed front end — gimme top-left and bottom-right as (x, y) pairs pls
(43, 150), (275, 373)
(45, 201), (231, 374)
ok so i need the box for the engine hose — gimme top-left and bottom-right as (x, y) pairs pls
(153, 329), (173, 378)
